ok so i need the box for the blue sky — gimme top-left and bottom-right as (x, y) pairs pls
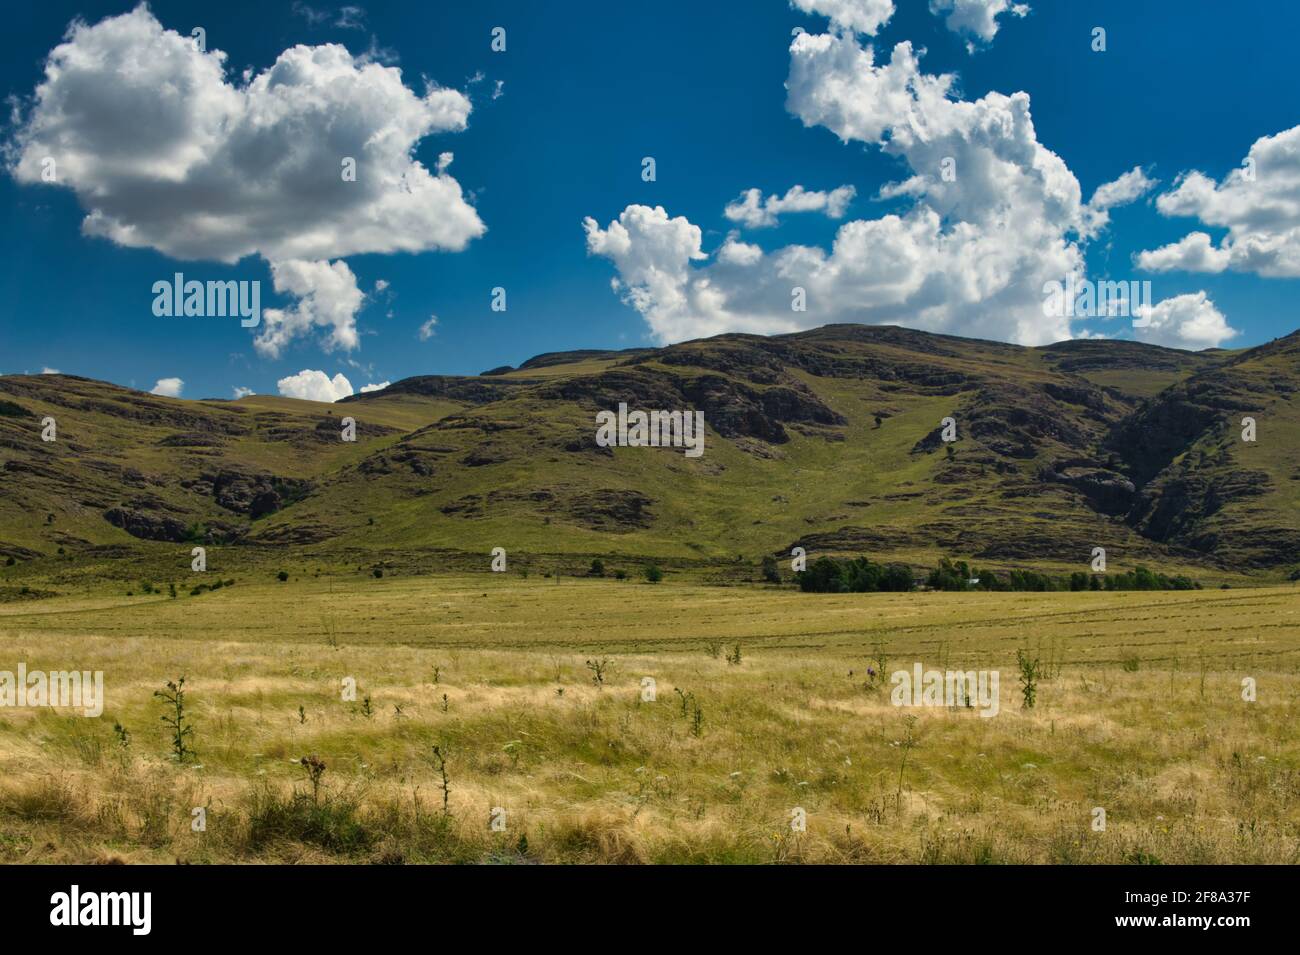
(2, 0), (1298, 400)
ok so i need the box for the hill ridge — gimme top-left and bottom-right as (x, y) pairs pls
(2, 324), (1296, 578)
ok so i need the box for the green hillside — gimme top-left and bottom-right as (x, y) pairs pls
(1, 324), (1296, 584)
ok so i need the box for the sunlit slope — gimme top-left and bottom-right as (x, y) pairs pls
(1, 324), (1296, 575)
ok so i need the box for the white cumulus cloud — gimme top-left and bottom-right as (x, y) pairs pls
(1081, 166), (1157, 238)
(724, 184), (856, 228)
(1133, 292), (1238, 350)
(8, 5), (482, 264)
(1135, 125), (1300, 278)
(1134, 232), (1230, 274)
(587, 31), (1104, 347)
(276, 369), (354, 402)
(150, 377), (184, 397)
(255, 259), (366, 359)
(790, 0), (895, 36)
(7, 5), (485, 357)
(929, 0), (1029, 47)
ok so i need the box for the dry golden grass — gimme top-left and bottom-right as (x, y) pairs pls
(0, 576), (1296, 863)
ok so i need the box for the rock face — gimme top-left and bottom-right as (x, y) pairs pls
(157, 432), (226, 448)
(1132, 469), (1270, 542)
(440, 486), (654, 531)
(1042, 381), (1109, 412)
(181, 469), (312, 518)
(98, 466), (312, 543)
(568, 489), (655, 531)
(1040, 463), (1136, 515)
(250, 521), (337, 544)
(1106, 392), (1230, 487)
(102, 506), (191, 542)
(538, 366), (844, 444)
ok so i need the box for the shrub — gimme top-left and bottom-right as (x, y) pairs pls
(761, 556), (781, 584)
(277, 570), (289, 582)
(644, 565), (663, 584)
(588, 558), (605, 577)
(246, 785), (370, 854)
(373, 568), (384, 579)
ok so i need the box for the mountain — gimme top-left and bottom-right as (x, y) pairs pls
(1, 325), (1297, 581)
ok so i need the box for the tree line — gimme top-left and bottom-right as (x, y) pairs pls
(787, 555), (1200, 593)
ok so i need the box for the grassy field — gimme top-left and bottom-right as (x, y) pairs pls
(0, 574), (1296, 864)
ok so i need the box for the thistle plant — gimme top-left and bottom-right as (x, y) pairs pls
(299, 754), (326, 805)
(154, 676), (195, 762)
(586, 658), (609, 688)
(1017, 649), (1041, 709)
(431, 744), (451, 817)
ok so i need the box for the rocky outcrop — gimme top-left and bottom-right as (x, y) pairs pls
(181, 469), (312, 518)
(1039, 462), (1136, 515)
(1130, 468), (1271, 544)
(440, 486), (654, 531)
(541, 367), (844, 444)
(103, 506), (191, 542)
